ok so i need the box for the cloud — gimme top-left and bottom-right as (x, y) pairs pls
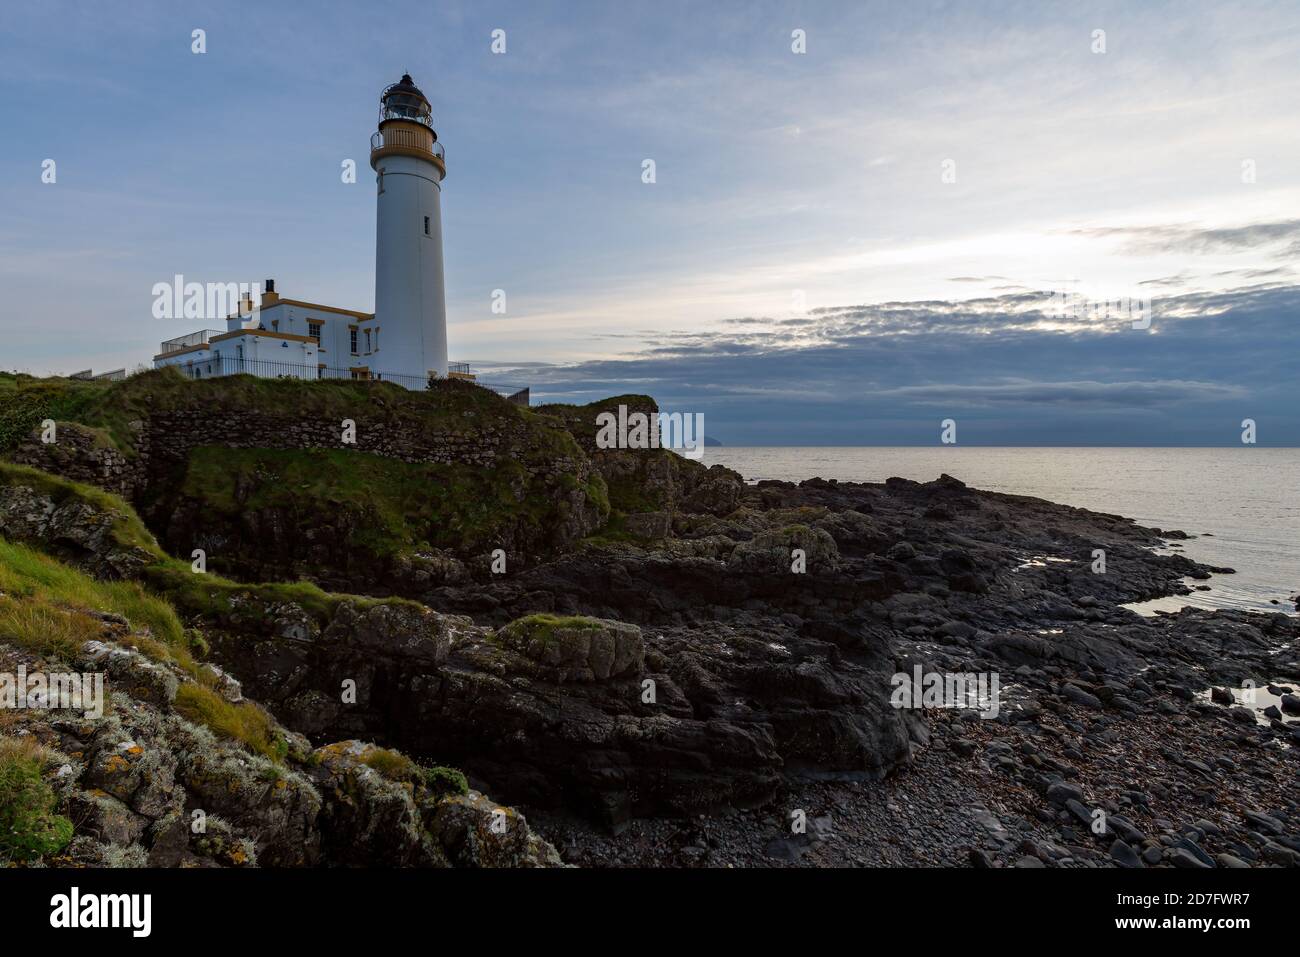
(1213, 267), (1295, 279)
(513, 283), (1300, 445)
(1068, 220), (1300, 257)
(867, 379), (1246, 407)
(1138, 274), (1192, 288)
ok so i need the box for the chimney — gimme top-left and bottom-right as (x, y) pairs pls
(265, 279), (276, 293)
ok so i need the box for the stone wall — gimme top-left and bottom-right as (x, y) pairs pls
(11, 423), (137, 498)
(14, 408), (589, 499)
(8, 402), (604, 583)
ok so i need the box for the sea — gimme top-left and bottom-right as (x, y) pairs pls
(700, 447), (1300, 616)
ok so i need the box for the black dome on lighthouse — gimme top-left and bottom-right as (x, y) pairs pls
(387, 73), (426, 101)
(380, 73), (433, 128)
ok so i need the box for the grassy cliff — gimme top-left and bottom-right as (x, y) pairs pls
(1, 371), (736, 593)
(2, 368), (568, 459)
(0, 460), (410, 632)
(2, 370), (611, 588)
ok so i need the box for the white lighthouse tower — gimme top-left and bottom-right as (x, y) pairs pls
(370, 74), (448, 380)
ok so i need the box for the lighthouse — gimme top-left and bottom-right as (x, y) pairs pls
(370, 73), (448, 380)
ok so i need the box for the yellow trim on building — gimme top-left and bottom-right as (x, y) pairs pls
(225, 298), (375, 323)
(274, 298), (375, 321)
(153, 343), (211, 361)
(210, 329), (315, 345)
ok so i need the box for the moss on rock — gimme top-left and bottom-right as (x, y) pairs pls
(421, 765), (469, 799)
(493, 613), (644, 682)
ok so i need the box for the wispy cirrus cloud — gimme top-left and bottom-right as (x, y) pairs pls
(869, 379), (1247, 407)
(1067, 220), (1300, 258)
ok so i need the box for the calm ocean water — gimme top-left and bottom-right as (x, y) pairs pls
(701, 447), (1300, 615)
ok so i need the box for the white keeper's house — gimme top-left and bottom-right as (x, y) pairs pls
(153, 74), (500, 396)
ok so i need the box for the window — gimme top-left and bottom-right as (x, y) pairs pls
(377, 169), (385, 194)
(350, 328), (358, 354)
(271, 319), (279, 331)
(364, 329), (372, 353)
(374, 328), (379, 351)
(424, 216), (430, 236)
(308, 322), (322, 343)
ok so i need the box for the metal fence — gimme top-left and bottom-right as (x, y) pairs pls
(172, 355), (529, 405)
(159, 330), (223, 354)
(479, 382), (530, 405)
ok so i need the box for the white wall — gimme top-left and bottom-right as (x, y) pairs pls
(373, 151), (448, 380)
(154, 332), (319, 379)
(252, 303), (378, 372)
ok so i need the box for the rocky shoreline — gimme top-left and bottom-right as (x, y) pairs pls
(452, 473), (1300, 867)
(4, 374), (1299, 868)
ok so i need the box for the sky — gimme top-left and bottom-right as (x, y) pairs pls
(1, 0), (1297, 444)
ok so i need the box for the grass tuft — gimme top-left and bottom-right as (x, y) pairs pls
(359, 747), (416, 782)
(0, 736), (74, 862)
(0, 598), (101, 662)
(172, 684), (287, 762)
(0, 538), (188, 653)
(495, 612), (604, 646)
